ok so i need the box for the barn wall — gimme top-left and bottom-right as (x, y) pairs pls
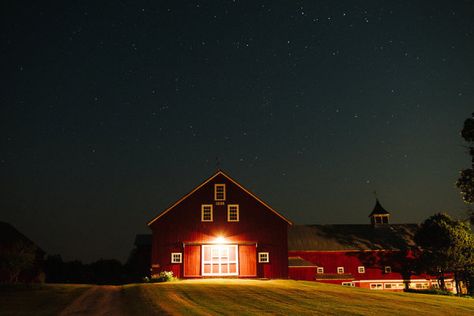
(288, 250), (434, 282)
(288, 267), (316, 281)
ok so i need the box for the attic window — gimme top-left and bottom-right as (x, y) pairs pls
(317, 267), (324, 274)
(358, 266), (365, 274)
(384, 266), (392, 274)
(201, 204), (213, 222)
(227, 204), (239, 222)
(215, 184), (226, 201)
(337, 267), (344, 274)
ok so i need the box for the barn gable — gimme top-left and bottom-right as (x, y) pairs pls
(148, 170), (292, 226)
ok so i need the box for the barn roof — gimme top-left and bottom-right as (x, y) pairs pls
(147, 170), (292, 226)
(288, 256), (318, 267)
(0, 221), (45, 254)
(288, 224), (419, 251)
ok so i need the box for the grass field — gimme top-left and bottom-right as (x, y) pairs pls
(0, 284), (90, 316)
(1, 279), (473, 315)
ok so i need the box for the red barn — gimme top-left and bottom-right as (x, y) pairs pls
(287, 199), (456, 292)
(148, 170), (292, 278)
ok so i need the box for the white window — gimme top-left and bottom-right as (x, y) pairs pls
(171, 252), (182, 263)
(337, 267), (344, 274)
(227, 204), (239, 222)
(258, 252), (269, 263)
(201, 204), (213, 222)
(358, 266), (365, 273)
(370, 283), (383, 290)
(384, 266), (392, 273)
(317, 267), (324, 274)
(215, 184), (226, 201)
(342, 282), (354, 287)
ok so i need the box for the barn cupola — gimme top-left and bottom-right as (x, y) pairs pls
(369, 198), (390, 226)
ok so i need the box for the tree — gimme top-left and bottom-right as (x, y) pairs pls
(0, 240), (36, 283)
(415, 213), (474, 294)
(457, 113), (474, 224)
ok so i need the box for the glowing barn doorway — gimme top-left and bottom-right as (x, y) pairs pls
(202, 244), (238, 276)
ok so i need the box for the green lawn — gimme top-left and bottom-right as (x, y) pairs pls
(1, 280), (473, 315)
(0, 284), (90, 316)
(122, 279), (474, 316)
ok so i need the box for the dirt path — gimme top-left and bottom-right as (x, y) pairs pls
(59, 285), (125, 316)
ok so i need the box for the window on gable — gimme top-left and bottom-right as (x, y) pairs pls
(215, 184), (226, 201)
(201, 204), (213, 222)
(358, 266), (365, 273)
(384, 266), (392, 274)
(317, 267), (324, 274)
(227, 204), (239, 222)
(258, 252), (269, 263)
(171, 252), (182, 263)
(337, 267), (344, 274)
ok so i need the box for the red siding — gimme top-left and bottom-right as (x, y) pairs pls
(288, 250), (437, 286)
(288, 267), (317, 281)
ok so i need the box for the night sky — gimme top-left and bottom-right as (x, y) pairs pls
(2, 1), (473, 262)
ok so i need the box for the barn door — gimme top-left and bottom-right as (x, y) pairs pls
(202, 245), (238, 276)
(238, 245), (257, 277)
(184, 245), (201, 277)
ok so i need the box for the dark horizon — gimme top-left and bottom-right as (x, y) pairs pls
(1, 1), (473, 263)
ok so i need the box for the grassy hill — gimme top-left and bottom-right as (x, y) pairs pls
(1, 280), (473, 315)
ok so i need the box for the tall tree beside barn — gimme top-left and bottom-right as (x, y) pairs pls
(415, 213), (474, 294)
(456, 113), (474, 223)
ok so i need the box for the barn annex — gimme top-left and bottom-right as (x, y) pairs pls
(146, 170), (456, 292)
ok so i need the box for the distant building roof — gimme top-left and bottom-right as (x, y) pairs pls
(368, 199), (391, 216)
(134, 234), (152, 247)
(288, 224), (419, 251)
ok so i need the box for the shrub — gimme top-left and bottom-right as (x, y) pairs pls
(404, 288), (453, 296)
(148, 271), (176, 283)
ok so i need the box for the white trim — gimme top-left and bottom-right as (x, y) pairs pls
(227, 204), (239, 222)
(258, 252), (270, 263)
(171, 252), (182, 263)
(337, 266), (344, 274)
(201, 244), (238, 276)
(214, 184), (226, 201)
(201, 204), (213, 222)
(353, 278), (445, 283)
(317, 267), (324, 274)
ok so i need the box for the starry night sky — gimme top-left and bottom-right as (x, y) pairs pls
(1, 1), (474, 262)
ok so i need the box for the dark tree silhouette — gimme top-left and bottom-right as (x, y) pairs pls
(0, 240), (36, 283)
(457, 113), (474, 224)
(415, 213), (474, 294)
